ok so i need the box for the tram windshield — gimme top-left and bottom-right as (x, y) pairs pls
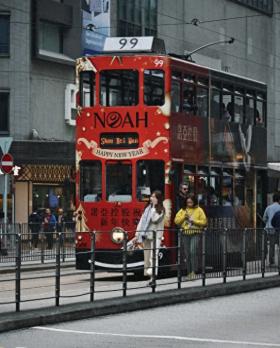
(80, 160), (102, 202)
(137, 160), (165, 202)
(106, 161), (132, 202)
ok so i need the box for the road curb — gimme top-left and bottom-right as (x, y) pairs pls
(0, 275), (280, 333)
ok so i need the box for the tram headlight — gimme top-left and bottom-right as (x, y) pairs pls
(111, 227), (125, 244)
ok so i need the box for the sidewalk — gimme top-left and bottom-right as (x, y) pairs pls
(1, 274), (280, 333)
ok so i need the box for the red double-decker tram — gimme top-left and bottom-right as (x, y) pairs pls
(75, 37), (267, 272)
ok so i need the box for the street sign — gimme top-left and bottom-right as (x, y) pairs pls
(0, 137), (13, 154)
(1, 153), (14, 174)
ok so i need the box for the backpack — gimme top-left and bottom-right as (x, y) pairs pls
(271, 211), (280, 228)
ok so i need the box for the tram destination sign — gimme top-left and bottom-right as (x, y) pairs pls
(103, 36), (154, 52)
(100, 133), (139, 149)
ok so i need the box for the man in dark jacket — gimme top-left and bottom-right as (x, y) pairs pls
(271, 209), (280, 250)
(28, 210), (42, 248)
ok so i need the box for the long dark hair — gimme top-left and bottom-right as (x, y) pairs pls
(152, 190), (165, 215)
(184, 193), (198, 209)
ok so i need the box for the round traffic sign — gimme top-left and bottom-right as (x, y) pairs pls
(1, 153), (14, 174)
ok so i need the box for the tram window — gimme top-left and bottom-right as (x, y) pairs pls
(171, 71), (181, 112)
(245, 91), (255, 125)
(234, 170), (245, 206)
(210, 82), (221, 118)
(256, 94), (265, 126)
(222, 169), (233, 206)
(79, 71), (95, 107)
(144, 70), (165, 106)
(222, 86), (234, 122)
(100, 70), (138, 106)
(80, 161), (101, 202)
(137, 160), (165, 202)
(197, 80), (208, 117)
(183, 74), (196, 114)
(234, 89), (244, 123)
(106, 161), (132, 202)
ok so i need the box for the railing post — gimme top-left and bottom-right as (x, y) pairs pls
(15, 229), (21, 312)
(261, 228), (266, 278)
(40, 234), (45, 264)
(151, 230), (156, 293)
(177, 229), (182, 289)
(202, 228), (206, 287)
(122, 232), (128, 297)
(222, 228), (227, 284)
(242, 228), (247, 281)
(62, 223), (66, 263)
(90, 231), (96, 302)
(55, 232), (61, 307)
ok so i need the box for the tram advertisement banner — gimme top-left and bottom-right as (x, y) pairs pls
(170, 114), (209, 164)
(210, 119), (267, 167)
(82, 0), (111, 54)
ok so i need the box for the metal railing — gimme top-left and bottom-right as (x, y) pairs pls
(0, 227), (279, 313)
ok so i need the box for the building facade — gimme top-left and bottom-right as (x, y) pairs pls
(0, 0), (81, 222)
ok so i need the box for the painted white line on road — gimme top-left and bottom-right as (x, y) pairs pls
(33, 327), (280, 347)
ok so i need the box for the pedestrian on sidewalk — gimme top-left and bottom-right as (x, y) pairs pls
(43, 208), (57, 249)
(134, 190), (165, 285)
(174, 193), (207, 279)
(28, 210), (42, 248)
(263, 192), (280, 265)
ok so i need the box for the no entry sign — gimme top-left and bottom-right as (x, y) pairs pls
(1, 153), (14, 174)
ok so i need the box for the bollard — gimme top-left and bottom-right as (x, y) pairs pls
(151, 230), (156, 293)
(40, 234), (45, 264)
(122, 232), (128, 297)
(261, 229), (265, 278)
(242, 228), (247, 281)
(222, 228), (227, 284)
(90, 231), (96, 302)
(15, 230), (22, 312)
(55, 233), (61, 307)
(202, 229), (206, 287)
(177, 229), (182, 289)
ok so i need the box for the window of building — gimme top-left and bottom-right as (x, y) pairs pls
(117, 0), (157, 37)
(100, 70), (138, 106)
(33, 185), (65, 211)
(106, 161), (132, 202)
(137, 160), (165, 201)
(144, 70), (165, 106)
(0, 13), (10, 55)
(39, 21), (63, 53)
(0, 92), (9, 134)
(230, 0), (273, 14)
(79, 71), (95, 107)
(80, 161), (102, 202)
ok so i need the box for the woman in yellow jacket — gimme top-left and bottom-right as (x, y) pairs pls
(174, 193), (207, 278)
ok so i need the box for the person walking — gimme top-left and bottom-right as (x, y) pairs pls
(43, 208), (57, 249)
(28, 210), (42, 248)
(263, 192), (280, 265)
(134, 190), (165, 284)
(174, 193), (207, 279)
(176, 183), (189, 210)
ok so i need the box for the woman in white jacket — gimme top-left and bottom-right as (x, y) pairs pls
(135, 190), (165, 283)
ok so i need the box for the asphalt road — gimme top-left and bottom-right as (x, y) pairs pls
(1, 287), (280, 348)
